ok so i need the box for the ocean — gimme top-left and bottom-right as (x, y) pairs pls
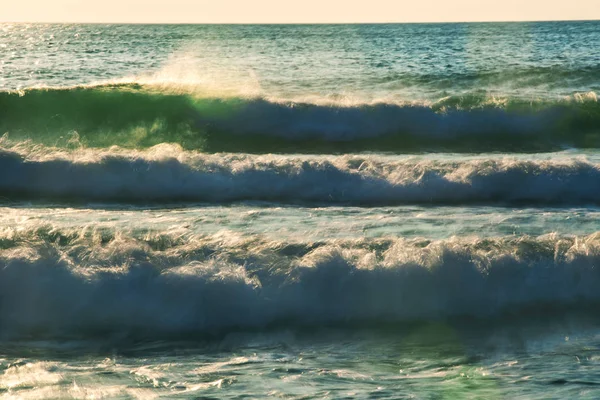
(1, 21), (600, 398)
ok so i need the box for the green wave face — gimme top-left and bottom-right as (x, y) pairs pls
(0, 85), (204, 149)
(1, 84), (600, 153)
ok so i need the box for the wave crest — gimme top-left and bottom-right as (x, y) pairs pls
(1, 84), (600, 153)
(1, 146), (599, 205)
(1, 229), (600, 339)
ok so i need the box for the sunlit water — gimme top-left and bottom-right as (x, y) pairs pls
(1, 22), (600, 398)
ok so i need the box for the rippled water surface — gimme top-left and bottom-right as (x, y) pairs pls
(1, 21), (600, 398)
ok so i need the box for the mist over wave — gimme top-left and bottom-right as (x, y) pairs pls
(1, 84), (599, 153)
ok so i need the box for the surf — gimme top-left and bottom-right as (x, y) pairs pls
(1, 144), (600, 206)
(1, 84), (599, 153)
(1, 228), (600, 339)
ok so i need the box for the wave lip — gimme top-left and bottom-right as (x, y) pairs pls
(1, 147), (600, 206)
(1, 84), (600, 153)
(1, 230), (600, 339)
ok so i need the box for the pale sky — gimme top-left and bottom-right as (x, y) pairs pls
(2, 0), (599, 24)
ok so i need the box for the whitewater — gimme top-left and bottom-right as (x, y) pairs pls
(1, 21), (600, 399)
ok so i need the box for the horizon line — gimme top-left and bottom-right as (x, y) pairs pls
(2, 18), (599, 25)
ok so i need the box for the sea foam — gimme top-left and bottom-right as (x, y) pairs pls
(0, 228), (599, 339)
(1, 145), (599, 206)
(1, 84), (599, 153)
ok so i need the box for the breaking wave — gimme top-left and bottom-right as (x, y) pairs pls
(1, 84), (599, 153)
(1, 228), (600, 339)
(1, 144), (600, 205)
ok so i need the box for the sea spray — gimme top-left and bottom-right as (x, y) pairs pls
(1, 144), (600, 205)
(1, 85), (599, 153)
(0, 229), (599, 339)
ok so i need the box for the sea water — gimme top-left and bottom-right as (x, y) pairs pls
(1, 22), (600, 398)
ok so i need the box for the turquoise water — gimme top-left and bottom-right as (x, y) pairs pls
(1, 22), (600, 398)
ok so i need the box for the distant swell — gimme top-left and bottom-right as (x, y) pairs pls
(1, 147), (600, 206)
(1, 229), (600, 339)
(1, 84), (600, 153)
